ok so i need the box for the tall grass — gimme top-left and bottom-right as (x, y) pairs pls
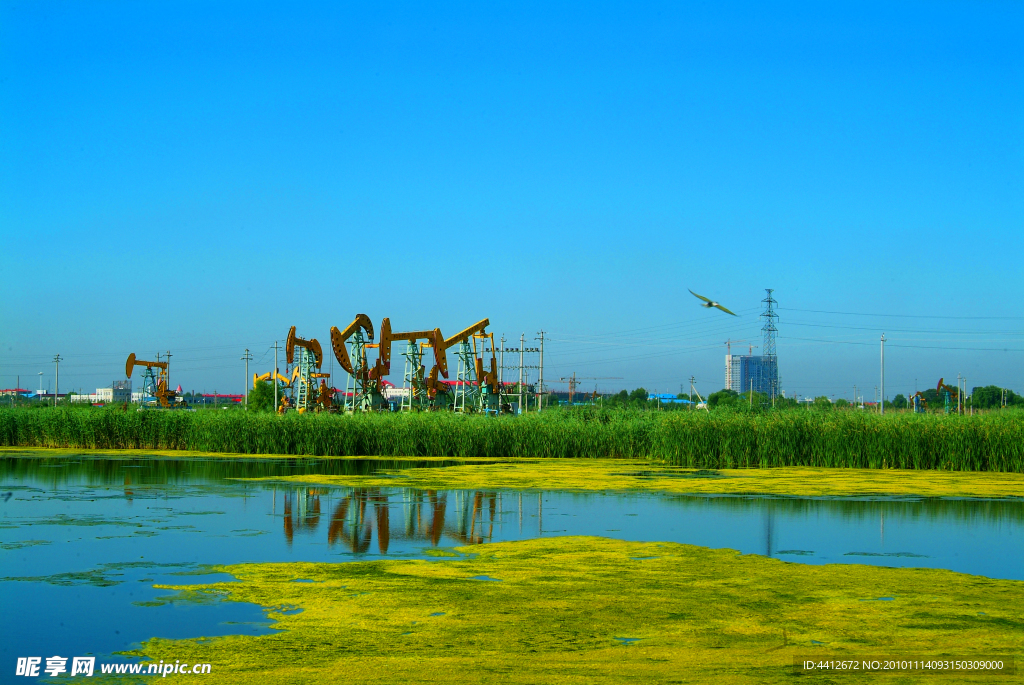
(0, 407), (1021, 471)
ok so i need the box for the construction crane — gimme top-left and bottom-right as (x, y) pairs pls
(723, 339), (749, 356)
(553, 373), (622, 406)
(723, 339), (749, 391)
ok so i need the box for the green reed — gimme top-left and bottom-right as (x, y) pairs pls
(0, 407), (1021, 471)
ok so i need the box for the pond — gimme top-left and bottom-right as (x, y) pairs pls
(2, 455), (1022, 674)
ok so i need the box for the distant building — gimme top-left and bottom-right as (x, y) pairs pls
(70, 381), (132, 404)
(195, 393), (244, 405)
(648, 393), (691, 405)
(726, 355), (775, 396)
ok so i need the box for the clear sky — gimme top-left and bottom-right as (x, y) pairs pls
(1, 1), (1021, 400)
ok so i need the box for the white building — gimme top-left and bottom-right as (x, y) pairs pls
(70, 381), (132, 404)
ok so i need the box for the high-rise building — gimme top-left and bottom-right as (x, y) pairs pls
(726, 354), (773, 395)
(722, 290), (780, 399)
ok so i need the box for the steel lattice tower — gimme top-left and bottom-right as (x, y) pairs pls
(760, 289), (779, 400)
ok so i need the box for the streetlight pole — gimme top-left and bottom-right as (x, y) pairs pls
(38, 372), (43, 403)
(880, 333), (886, 416)
(241, 349), (253, 409)
(52, 354), (62, 407)
(519, 333), (525, 413)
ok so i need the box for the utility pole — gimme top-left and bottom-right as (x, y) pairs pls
(749, 378), (753, 409)
(165, 350), (172, 398)
(854, 385), (858, 409)
(499, 335), (505, 389)
(956, 373), (962, 415)
(273, 340), (281, 413)
(536, 330), (545, 413)
(688, 377), (710, 414)
(880, 333), (885, 416)
(519, 333), (525, 414)
(241, 349), (253, 409)
(53, 354), (62, 407)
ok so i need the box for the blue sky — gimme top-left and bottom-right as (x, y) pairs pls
(1, 1), (1021, 399)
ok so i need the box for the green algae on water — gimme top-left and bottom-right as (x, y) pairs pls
(132, 536), (1024, 684)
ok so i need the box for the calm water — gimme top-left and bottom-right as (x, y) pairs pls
(2, 455), (1022, 679)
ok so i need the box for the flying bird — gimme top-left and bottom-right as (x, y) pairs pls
(689, 289), (737, 316)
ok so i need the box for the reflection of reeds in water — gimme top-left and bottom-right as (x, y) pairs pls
(659, 493), (1024, 525)
(0, 455), (465, 488)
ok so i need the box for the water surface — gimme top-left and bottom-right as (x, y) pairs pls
(2, 455), (1022, 676)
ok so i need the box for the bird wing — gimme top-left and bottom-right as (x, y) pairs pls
(688, 289), (712, 303)
(713, 303), (738, 316)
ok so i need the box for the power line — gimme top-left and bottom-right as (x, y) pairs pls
(781, 320), (1023, 337)
(779, 335), (1024, 352)
(780, 307), (1024, 321)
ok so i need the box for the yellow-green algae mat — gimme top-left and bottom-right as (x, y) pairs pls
(135, 537), (1023, 684)
(251, 458), (1024, 499)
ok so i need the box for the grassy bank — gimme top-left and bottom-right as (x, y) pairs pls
(133, 536), (1024, 684)
(1, 407), (1022, 471)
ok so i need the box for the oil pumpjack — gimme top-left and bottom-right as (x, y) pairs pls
(285, 326), (329, 413)
(125, 352), (181, 408)
(370, 318), (446, 412)
(330, 314), (387, 412)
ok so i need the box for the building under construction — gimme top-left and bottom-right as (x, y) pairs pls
(724, 290), (780, 399)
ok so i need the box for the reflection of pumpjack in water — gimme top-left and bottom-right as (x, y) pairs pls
(327, 491), (375, 553)
(282, 488), (323, 546)
(312, 489), (502, 553)
(446, 490), (498, 544)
